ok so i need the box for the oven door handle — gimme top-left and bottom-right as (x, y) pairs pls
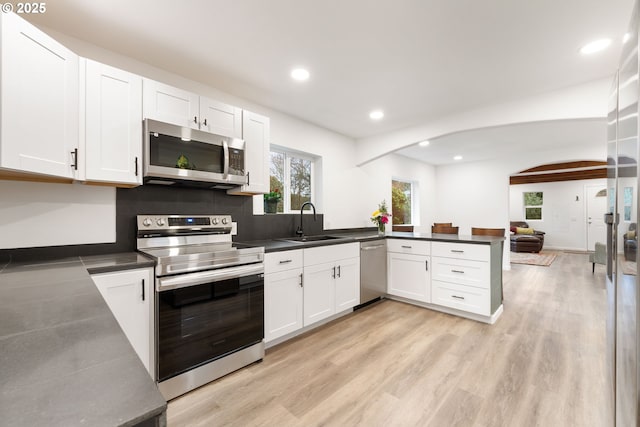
(157, 263), (264, 291)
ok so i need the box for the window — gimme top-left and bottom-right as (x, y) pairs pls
(524, 191), (543, 220)
(624, 187), (633, 221)
(392, 179), (414, 224)
(269, 148), (315, 213)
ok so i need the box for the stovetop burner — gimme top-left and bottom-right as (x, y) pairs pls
(136, 215), (264, 277)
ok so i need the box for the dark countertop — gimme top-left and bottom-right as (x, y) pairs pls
(243, 230), (504, 253)
(0, 254), (166, 427)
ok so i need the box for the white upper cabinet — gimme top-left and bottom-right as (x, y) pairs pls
(200, 97), (242, 137)
(0, 12), (79, 179)
(227, 110), (270, 195)
(142, 79), (199, 129)
(83, 59), (142, 185)
(143, 79), (241, 137)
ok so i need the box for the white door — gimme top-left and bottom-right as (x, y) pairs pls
(387, 253), (430, 302)
(264, 269), (303, 342)
(334, 257), (360, 311)
(586, 184), (608, 250)
(303, 262), (336, 326)
(84, 59), (142, 185)
(199, 97), (242, 137)
(228, 110), (270, 195)
(91, 268), (153, 376)
(142, 78), (199, 129)
(1, 12), (78, 178)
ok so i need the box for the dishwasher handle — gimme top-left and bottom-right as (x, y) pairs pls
(361, 244), (385, 251)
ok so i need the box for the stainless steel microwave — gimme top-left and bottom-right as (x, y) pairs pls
(143, 119), (246, 189)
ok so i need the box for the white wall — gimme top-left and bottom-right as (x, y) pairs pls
(509, 179), (607, 251)
(358, 154), (437, 231)
(355, 78), (610, 165)
(435, 144), (607, 266)
(0, 181), (116, 249)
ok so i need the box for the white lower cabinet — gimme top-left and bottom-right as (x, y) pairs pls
(303, 243), (360, 327)
(264, 250), (304, 343)
(264, 244), (360, 343)
(387, 239), (431, 303)
(91, 268), (153, 377)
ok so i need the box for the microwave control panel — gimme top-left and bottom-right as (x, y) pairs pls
(228, 148), (245, 175)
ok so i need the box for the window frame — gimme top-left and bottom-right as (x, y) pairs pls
(391, 178), (418, 226)
(269, 146), (316, 214)
(523, 191), (543, 221)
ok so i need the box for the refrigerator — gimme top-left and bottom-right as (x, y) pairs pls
(607, 1), (640, 425)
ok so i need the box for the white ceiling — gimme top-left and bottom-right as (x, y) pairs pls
(395, 118), (607, 165)
(25, 0), (632, 161)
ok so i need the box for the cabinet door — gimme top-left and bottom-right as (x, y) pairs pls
(228, 110), (270, 195)
(199, 97), (242, 137)
(335, 257), (360, 311)
(303, 262), (336, 326)
(1, 12), (78, 178)
(142, 78), (199, 129)
(265, 269), (303, 342)
(387, 253), (430, 302)
(91, 268), (153, 376)
(84, 59), (142, 185)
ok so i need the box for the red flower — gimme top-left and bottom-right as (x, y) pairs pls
(381, 215), (389, 224)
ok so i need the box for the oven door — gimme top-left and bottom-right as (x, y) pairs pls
(156, 263), (264, 382)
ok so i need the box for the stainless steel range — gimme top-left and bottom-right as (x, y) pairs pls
(137, 214), (265, 401)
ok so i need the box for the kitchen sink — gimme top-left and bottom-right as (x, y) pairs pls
(278, 235), (343, 243)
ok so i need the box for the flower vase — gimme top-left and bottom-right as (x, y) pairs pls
(378, 222), (386, 236)
(264, 200), (278, 214)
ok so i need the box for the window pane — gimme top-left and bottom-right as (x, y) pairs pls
(289, 156), (311, 211)
(525, 207), (542, 220)
(269, 152), (285, 213)
(392, 180), (412, 224)
(523, 192), (543, 206)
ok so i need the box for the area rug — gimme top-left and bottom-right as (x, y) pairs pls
(510, 251), (557, 267)
(621, 259), (637, 276)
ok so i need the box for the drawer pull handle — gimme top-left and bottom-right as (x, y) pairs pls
(425, 260), (429, 271)
(279, 259), (293, 264)
(451, 250), (464, 253)
(452, 295), (465, 300)
(401, 245), (412, 249)
(299, 273), (303, 287)
(451, 269), (465, 274)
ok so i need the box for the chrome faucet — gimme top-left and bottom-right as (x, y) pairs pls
(296, 201), (317, 237)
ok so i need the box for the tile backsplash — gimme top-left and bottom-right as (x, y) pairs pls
(1, 185), (324, 261)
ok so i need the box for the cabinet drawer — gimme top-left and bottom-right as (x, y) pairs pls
(387, 239), (430, 256)
(265, 250), (303, 274)
(432, 257), (489, 289)
(432, 242), (489, 261)
(432, 280), (490, 316)
(304, 242), (359, 267)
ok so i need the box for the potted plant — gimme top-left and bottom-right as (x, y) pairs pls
(264, 189), (282, 214)
(371, 200), (391, 235)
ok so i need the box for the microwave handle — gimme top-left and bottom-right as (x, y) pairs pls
(222, 140), (229, 178)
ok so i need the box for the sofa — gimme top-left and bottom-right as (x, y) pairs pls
(624, 223), (637, 261)
(510, 221), (545, 253)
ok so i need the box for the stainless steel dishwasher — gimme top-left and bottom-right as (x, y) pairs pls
(359, 239), (387, 306)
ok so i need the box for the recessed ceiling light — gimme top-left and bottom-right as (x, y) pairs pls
(579, 38), (612, 55)
(291, 68), (310, 81)
(418, 140), (430, 147)
(623, 32), (632, 44)
(369, 110), (384, 120)
(453, 155), (463, 160)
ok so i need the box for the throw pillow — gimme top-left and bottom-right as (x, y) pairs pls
(516, 227), (534, 235)
(509, 226), (517, 233)
(628, 230), (637, 239)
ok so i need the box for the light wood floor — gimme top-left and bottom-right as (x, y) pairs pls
(168, 252), (610, 426)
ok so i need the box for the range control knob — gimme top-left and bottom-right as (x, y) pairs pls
(142, 218), (152, 227)
(221, 218), (229, 225)
(211, 217), (219, 225)
(156, 218), (165, 226)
